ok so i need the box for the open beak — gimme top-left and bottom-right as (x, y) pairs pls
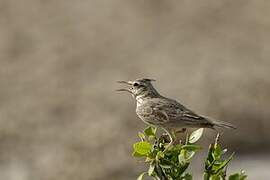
(116, 80), (133, 85)
(116, 80), (133, 93)
(116, 88), (132, 93)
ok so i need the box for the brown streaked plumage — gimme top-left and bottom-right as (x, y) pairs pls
(117, 78), (235, 149)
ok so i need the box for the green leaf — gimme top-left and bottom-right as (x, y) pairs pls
(203, 172), (210, 180)
(206, 144), (215, 163)
(213, 144), (222, 160)
(182, 144), (201, 151)
(133, 127), (247, 180)
(229, 170), (247, 180)
(229, 174), (241, 180)
(214, 153), (234, 173)
(181, 173), (192, 180)
(132, 151), (146, 157)
(184, 150), (196, 161)
(178, 152), (186, 165)
(172, 144), (182, 151)
(159, 164), (171, 169)
(209, 174), (222, 180)
(137, 172), (146, 180)
(144, 126), (157, 137)
(148, 163), (155, 176)
(157, 151), (165, 159)
(189, 128), (204, 143)
(179, 149), (195, 165)
(133, 142), (152, 156)
(178, 163), (190, 175)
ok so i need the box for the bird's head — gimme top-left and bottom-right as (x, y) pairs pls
(117, 78), (160, 99)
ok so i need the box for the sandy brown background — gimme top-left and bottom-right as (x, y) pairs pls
(0, 0), (270, 179)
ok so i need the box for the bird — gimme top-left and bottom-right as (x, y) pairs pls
(117, 78), (235, 150)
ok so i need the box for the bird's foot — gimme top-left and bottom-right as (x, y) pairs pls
(160, 133), (170, 143)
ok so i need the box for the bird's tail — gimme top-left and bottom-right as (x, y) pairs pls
(203, 116), (236, 129)
(212, 119), (236, 129)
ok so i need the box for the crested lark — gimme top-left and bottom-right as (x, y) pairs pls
(117, 78), (235, 149)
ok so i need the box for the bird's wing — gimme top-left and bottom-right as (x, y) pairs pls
(144, 99), (178, 124)
(153, 98), (211, 126)
(152, 107), (170, 123)
(136, 103), (169, 125)
(178, 107), (212, 126)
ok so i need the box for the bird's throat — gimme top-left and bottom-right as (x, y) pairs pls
(136, 95), (145, 105)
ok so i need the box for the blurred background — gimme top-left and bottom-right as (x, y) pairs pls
(0, 0), (270, 179)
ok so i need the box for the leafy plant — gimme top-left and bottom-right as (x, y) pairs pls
(132, 126), (247, 180)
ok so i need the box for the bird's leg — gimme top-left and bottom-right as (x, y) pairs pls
(174, 128), (187, 145)
(160, 133), (170, 143)
(162, 128), (175, 152)
(175, 128), (187, 134)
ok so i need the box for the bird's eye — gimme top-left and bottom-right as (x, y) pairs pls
(133, 83), (139, 87)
